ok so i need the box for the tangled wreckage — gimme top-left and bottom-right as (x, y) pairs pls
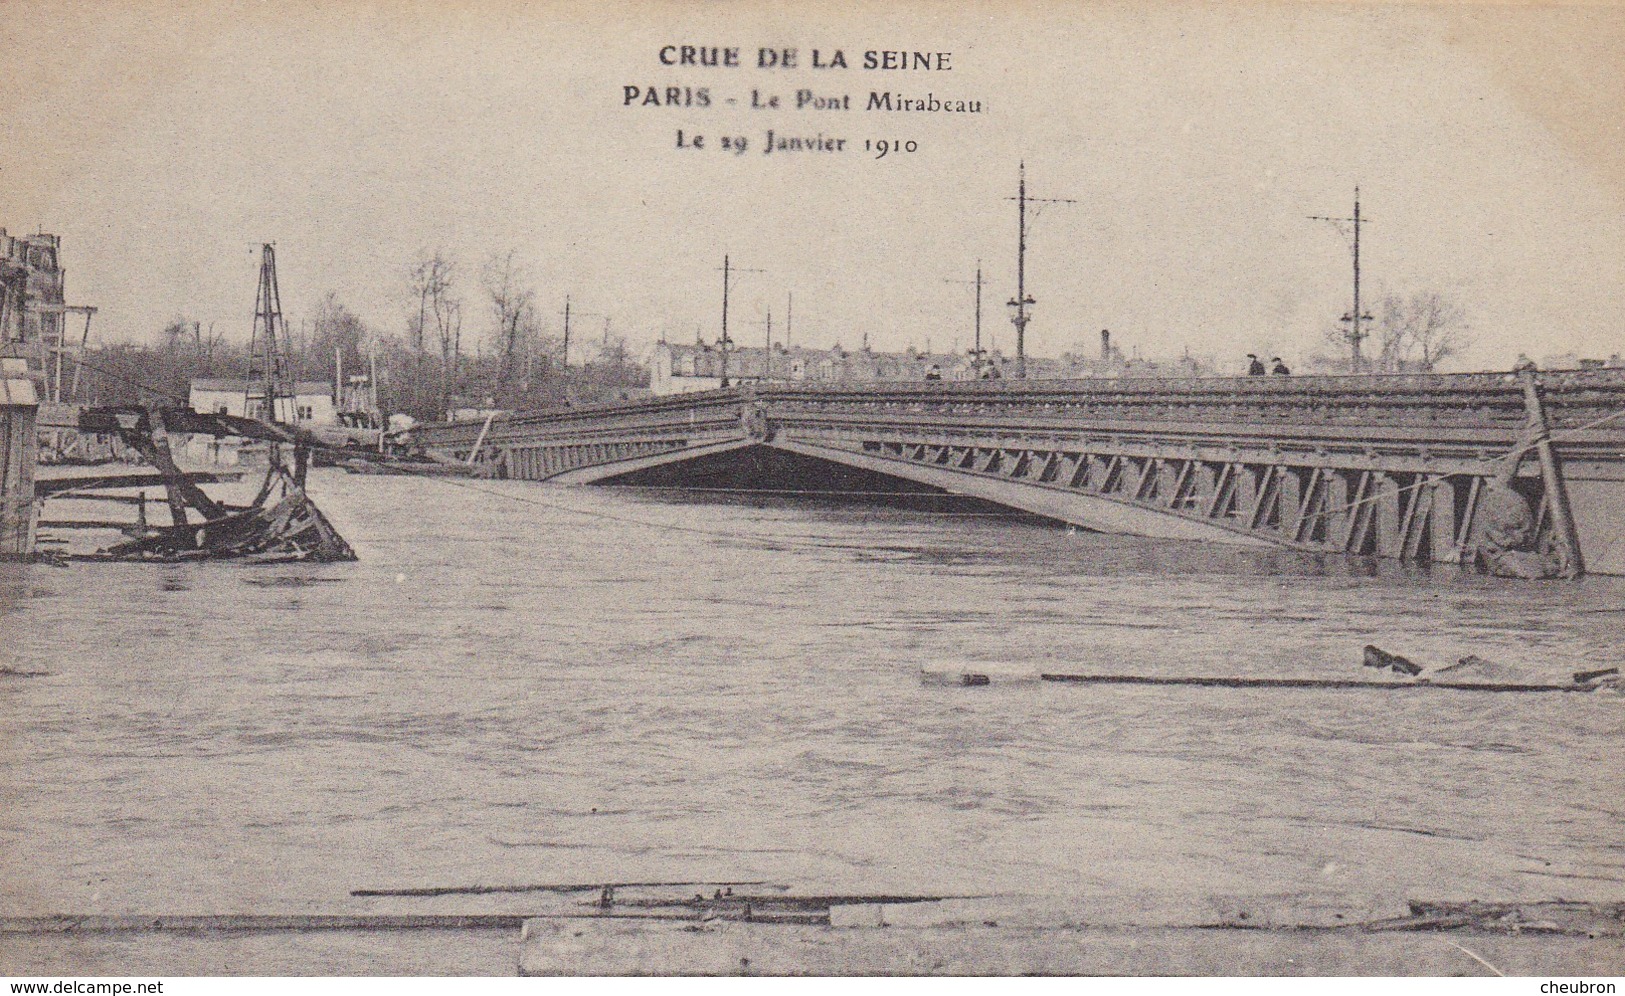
(25, 244), (378, 564)
(38, 405), (359, 563)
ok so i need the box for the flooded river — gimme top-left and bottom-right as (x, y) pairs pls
(2, 470), (1622, 972)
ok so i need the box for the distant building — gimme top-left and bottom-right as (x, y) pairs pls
(189, 378), (337, 425)
(0, 229), (64, 355)
(649, 329), (1213, 395)
(0, 230), (73, 405)
(1541, 353), (1623, 371)
(650, 341), (983, 395)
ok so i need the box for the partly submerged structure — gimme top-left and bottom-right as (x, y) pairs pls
(27, 245), (360, 563)
(36, 406), (356, 563)
(1, 357), (39, 557)
(414, 366), (1625, 578)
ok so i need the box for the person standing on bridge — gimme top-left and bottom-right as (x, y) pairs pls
(1270, 357), (1291, 376)
(1246, 354), (1266, 376)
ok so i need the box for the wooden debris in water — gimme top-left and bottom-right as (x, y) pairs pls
(46, 405), (357, 563)
(920, 662), (1039, 686)
(34, 472), (242, 497)
(1364, 900), (1625, 937)
(1574, 667), (1620, 689)
(1031, 645), (1624, 694)
(1037, 673), (1585, 693)
(351, 879), (782, 898)
(1363, 644), (1423, 676)
(0, 914), (525, 935)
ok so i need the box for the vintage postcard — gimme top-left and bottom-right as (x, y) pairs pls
(1, 0), (1622, 980)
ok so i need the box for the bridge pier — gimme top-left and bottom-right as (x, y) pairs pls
(1373, 474), (1402, 558)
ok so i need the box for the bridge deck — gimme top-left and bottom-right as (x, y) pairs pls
(415, 370), (1625, 576)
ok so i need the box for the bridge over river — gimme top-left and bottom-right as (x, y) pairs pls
(415, 369), (1625, 577)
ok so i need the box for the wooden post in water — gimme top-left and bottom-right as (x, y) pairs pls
(1518, 368), (1584, 578)
(0, 358), (40, 557)
(467, 411), (497, 466)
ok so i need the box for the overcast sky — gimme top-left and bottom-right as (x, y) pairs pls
(4, 0), (1622, 371)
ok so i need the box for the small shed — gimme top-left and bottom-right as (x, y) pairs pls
(188, 379), (337, 426)
(1, 357), (39, 557)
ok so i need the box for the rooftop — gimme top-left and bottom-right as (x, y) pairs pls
(191, 378), (333, 396)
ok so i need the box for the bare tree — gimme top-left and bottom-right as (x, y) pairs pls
(405, 251), (456, 352)
(481, 250), (539, 403)
(438, 296), (462, 418)
(302, 291), (371, 392)
(1371, 295), (1410, 372)
(401, 250), (460, 419)
(1320, 290), (1469, 373)
(1373, 291), (1469, 372)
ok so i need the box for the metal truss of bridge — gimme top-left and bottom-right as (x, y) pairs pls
(415, 370), (1625, 577)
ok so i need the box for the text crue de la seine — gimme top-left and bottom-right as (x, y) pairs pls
(625, 45), (983, 160)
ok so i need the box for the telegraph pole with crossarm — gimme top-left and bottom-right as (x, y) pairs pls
(716, 255), (765, 387)
(945, 261), (988, 375)
(1007, 162), (1076, 379)
(748, 309), (776, 382)
(1310, 187), (1374, 373)
(559, 296), (602, 370)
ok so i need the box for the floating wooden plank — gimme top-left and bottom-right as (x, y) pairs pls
(588, 892), (960, 925)
(34, 472), (242, 497)
(37, 519), (139, 530)
(604, 893), (955, 910)
(0, 914), (525, 935)
(45, 493), (165, 505)
(826, 893), (1412, 931)
(1039, 673), (1588, 693)
(920, 663), (1040, 686)
(517, 918), (1625, 976)
(351, 879), (781, 898)
(1364, 900), (1625, 937)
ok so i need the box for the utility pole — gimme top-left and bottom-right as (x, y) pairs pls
(715, 254), (764, 387)
(785, 292), (793, 352)
(561, 296), (572, 369)
(370, 344), (382, 450)
(559, 297), (602, 370)
(747, 310), (777, 382)
(1311, 187), (1373, 373)
(946, 260), (987, 375)
(1006, 162), (1075, 379)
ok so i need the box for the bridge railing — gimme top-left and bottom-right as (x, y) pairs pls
(760, 367), (1625, 397)
(415, 391), (748, 448)
(756, 368), (1625, 436)
(415, 367), (1625, 448)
